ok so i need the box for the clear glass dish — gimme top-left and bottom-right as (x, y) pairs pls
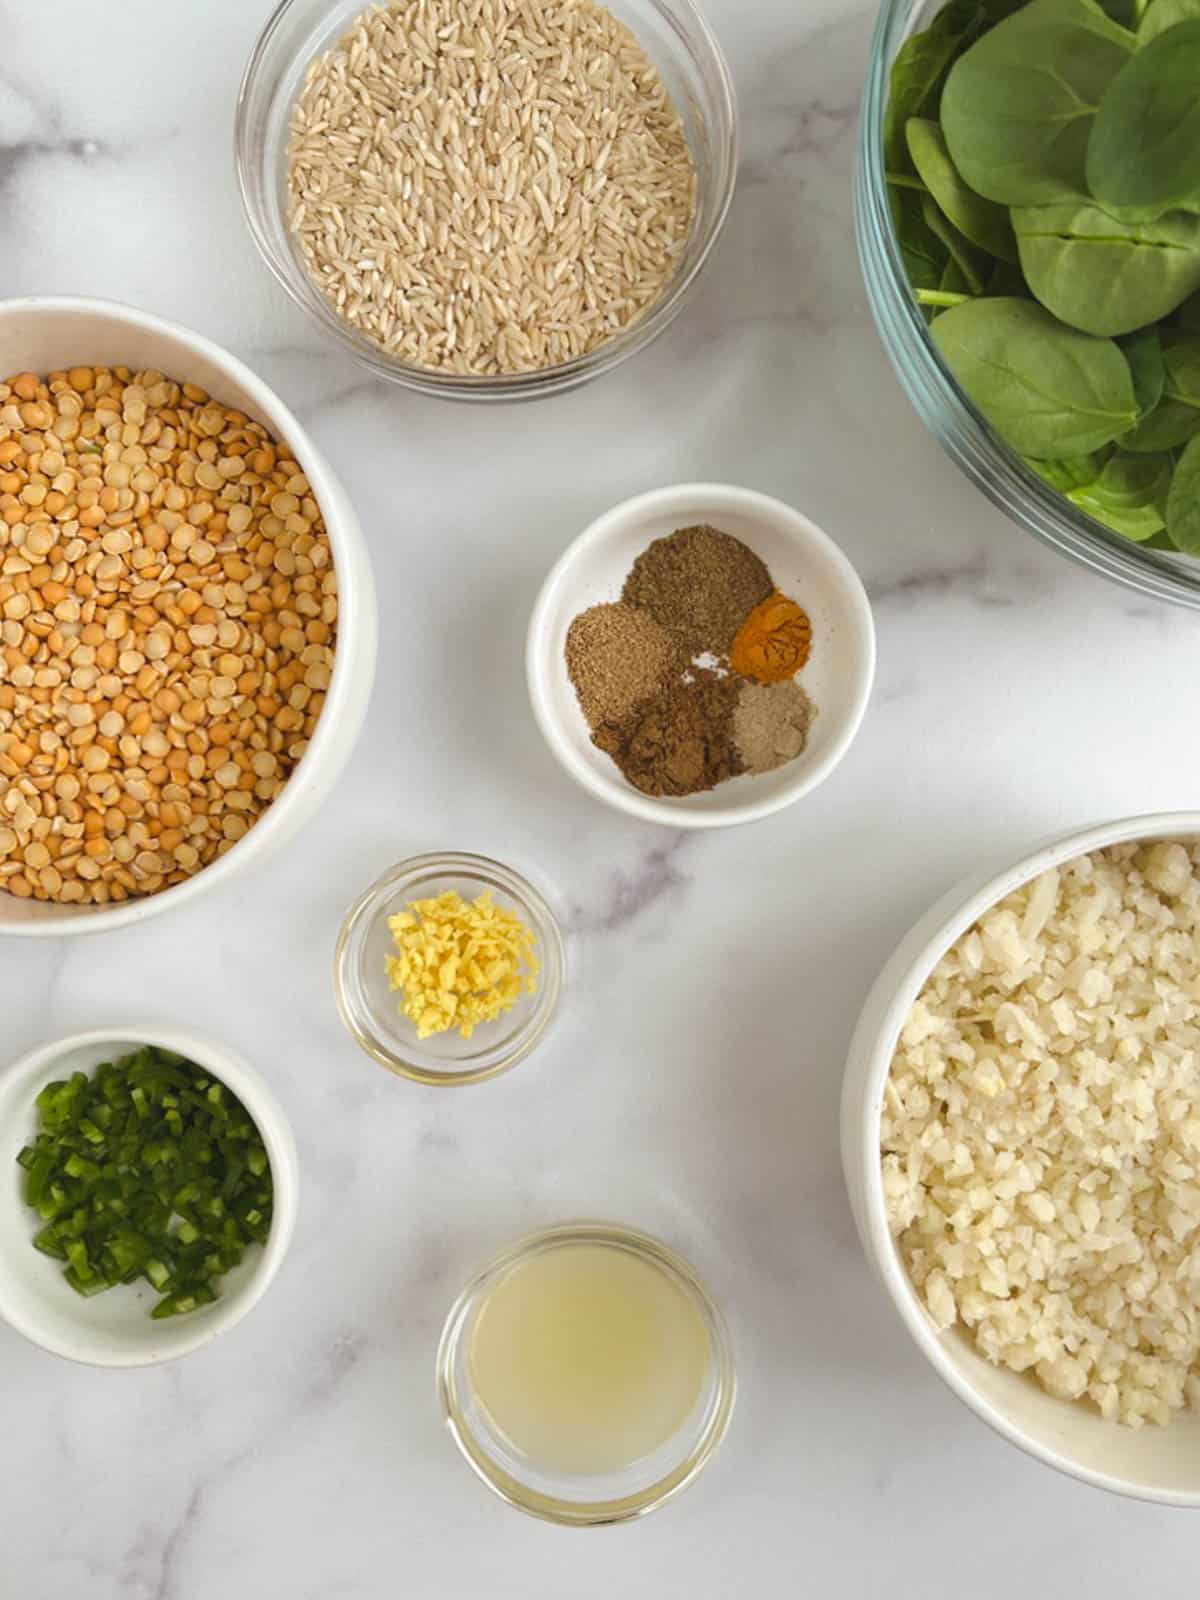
(436, 1222), (736, 1525)
(856, 0), (1200, 609)
(235, 0), (737, 403)
(333, 852), (564, 1086)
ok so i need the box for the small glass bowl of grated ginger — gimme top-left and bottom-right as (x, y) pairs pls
(334, 853), (565, 1086)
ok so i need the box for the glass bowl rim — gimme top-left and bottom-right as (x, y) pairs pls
(857, 0), (1200, 609)
(435, 1219), (737, 1525)
(234, 0), (740, 400)
(333, 850), (565, 1086)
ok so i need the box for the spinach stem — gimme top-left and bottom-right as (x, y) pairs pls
(914, 289), (973, 308)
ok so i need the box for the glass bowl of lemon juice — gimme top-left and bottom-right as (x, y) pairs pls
(436, 1222), (736, 1524)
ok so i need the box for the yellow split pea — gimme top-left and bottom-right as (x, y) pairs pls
(0, 364), (337, 907)
(386, 890), (539, 1040)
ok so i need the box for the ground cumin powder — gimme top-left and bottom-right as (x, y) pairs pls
(621, 525), (773, 654)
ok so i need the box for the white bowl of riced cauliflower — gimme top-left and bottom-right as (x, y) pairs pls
(842, 811), (1200, 1507)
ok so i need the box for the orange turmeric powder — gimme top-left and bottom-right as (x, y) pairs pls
(729, 591), (812, 683)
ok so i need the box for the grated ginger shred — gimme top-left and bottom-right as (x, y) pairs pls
(385, 889), (539, 1040)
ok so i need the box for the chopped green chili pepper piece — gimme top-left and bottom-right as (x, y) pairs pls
(16, 1045), (273, 1319)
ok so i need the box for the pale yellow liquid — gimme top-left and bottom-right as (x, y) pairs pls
(468, 1243), (712, 1475)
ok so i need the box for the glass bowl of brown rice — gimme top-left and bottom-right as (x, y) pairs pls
(235, 0), (736, 402)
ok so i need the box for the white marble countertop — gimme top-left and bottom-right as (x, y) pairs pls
(3, 0), (1200, 1593)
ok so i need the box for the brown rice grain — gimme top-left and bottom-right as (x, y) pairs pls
(286, 0), (697, 376)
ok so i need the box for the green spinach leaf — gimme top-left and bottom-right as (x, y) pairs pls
(987, 258), (1031, 295)
(1012, 199), (1200, 334)
(941, 0), (1134, 204)
(931, 296), (1139, 454)
(1165, 433), (1200, 549)
(1162, 332), (1200, 405)
(884, 0), (987, 173)
(1137, 0), (1200, 42)
(940, 257), (975, 295)
(890, 186), (950, 289)
(1176, 291), (1200, 330)
(1120, 396), (1200, 448)
(1142, 530), (1183, 549)
(1073, 448), (1173, 506)
(1087, 22), (1200, 212)
(1071, 497), (1166, 538)
(922, 193), (991, 293)
(1039, 447), (1171, 540)
(906, 118), (1020, 261)
(1064, 446), (1171, 537)
(1027, 450), (1109, 489)
(1119, 328), (1166, 416)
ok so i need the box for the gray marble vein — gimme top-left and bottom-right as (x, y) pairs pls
(566, 831), (693, 933)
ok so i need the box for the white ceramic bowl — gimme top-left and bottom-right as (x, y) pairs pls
(0, 1024), (298, 1367)
(0, 296), (377, 935)
(526, 484), (875, 827)
(841, 811), (1200, 1507)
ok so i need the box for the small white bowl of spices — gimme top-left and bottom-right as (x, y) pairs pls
(527, 484), (875, 828)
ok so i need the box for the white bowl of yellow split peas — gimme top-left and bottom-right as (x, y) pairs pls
(0, 297), (377, 935)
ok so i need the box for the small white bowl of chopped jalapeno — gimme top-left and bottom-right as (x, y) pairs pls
(0, 1025), (297, 1366)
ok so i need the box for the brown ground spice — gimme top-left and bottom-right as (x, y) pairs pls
(565, 602), (684, 726)
(621, 525), (774, 654)
(593, 672), (745, 797)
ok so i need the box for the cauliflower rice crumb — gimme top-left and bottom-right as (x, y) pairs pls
(882, 841), (1200, 1429)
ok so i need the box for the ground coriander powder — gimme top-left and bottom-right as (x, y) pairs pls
(565, 603), (684, 726)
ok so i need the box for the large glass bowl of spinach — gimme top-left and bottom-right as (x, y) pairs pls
(857, 0), (1200, 606)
